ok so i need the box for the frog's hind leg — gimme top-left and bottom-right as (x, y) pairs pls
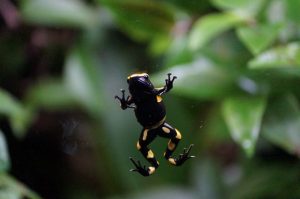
(158, 122), (194, 166)
(158, 123), (182, 165)
(130, 128), (159, 176)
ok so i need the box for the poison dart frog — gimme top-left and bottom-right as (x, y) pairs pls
(115, 73), (194, 176)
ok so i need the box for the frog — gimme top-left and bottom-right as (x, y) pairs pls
(115, 73), (194, 176)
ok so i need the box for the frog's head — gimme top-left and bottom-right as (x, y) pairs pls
(127, 73), (154, 97)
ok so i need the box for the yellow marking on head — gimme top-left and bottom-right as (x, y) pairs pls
(175, 129), (182, 139)
(142, 129), (149, 141)
(127, 73), (148, 80)
(156, 95), (162, 103)
(168, 158), (176, 165)
(136, 141), (141, 150)
(147, 150), (154, 158)
(168, 140), (176, 151)
(162, 127), (170, 133)
(148, 166), (156, 175)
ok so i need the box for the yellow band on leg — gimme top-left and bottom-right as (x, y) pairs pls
(175, 129), (182, 139)
(147, 150), (154, 159)
(136, 141), (141, 150)
(168, 140), (176, 151)
(162, 127), (170, 133)
(148, 166), (156, 175)
(168, 158), (176, 165)
(142, 129), (148, 141)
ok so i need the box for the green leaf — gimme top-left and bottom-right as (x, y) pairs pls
(237, 23), (282, 55)
(286, 0), (300, 24)
(0, 190), (21, 199)
(249, 42), (300, 69)
(64, 46), (103, 117)
(148, 34), (172, 56)
(189, 12), (245, 50)
(222, 95), (267, 156)
(211, 0), (266, 16)
(262, 94), (300, 155)
(151, 57), (237, 100)
(205, 107), (231, 142)
(266, 0), (285, 24)
(211, 0), (254, 9)
(99, 0), (174, 41)
(0, 89), (32, 138)
(0, 173), (41, 199)
(164, 37), (195, 67)
(21, 0), (96, 28)
(0, 89), (22, 117)
(0, 130), (10, 172)
(161, 0), (211, 14)
(25, 79), (78, 111)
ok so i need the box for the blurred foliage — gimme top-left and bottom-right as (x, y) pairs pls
(1, 0), (300, 198)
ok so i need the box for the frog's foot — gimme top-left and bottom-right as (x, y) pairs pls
(168, 144), (195, 166)
(129, 157), (155, 177)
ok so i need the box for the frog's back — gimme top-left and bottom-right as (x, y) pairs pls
(134, 96), (166, 128)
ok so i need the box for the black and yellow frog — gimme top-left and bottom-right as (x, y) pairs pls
(115, 73), (194, 176)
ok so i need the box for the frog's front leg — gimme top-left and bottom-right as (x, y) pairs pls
(156, 73), (177, 95)
(165, 73), (177, 92)
(114, 89), (135, 109)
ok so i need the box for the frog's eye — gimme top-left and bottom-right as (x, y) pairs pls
(144, 74), (149, 79)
